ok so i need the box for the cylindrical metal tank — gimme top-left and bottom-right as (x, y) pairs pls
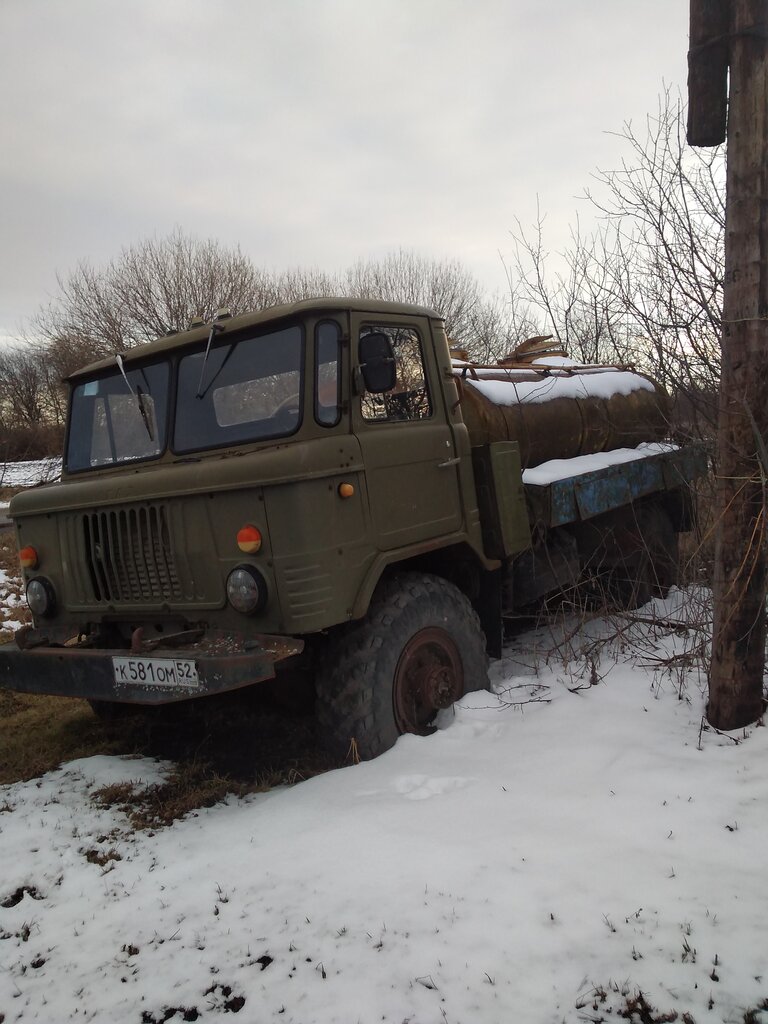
(455, 365), (670, 469)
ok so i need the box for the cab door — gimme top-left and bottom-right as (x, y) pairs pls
(352, 316), (464, 551)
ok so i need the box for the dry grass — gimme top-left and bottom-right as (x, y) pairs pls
(0, 692), (130, 785)
(91, 760), (292, 830)
(0, 682), (338, 824)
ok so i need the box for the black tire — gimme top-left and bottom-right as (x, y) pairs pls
(315, 572), (488, 761)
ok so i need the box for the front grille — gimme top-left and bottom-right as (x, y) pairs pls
(82, 505), (183, 603)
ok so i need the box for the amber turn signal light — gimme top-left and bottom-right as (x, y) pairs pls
(338, 483), (355, 499)
(237, 525), (262, 553)
(19, 546), (39, 570)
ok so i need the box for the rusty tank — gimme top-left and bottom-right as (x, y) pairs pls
(452, 337), (669, 469)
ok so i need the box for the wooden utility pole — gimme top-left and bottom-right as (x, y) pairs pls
(688, 0), (730, 145)
(689, 0), (768, 729)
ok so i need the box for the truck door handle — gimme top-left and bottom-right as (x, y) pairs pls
(437, 457), (461, 468)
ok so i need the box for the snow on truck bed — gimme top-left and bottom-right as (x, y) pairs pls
(522, 442), (679, 486)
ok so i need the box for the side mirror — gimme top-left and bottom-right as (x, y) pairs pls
(358, 332), (396, 394)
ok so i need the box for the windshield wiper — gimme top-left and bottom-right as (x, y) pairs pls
(115, 353), (133, 394)
(136, 386), (154, 441)
(115, 353), (154, 442)
(196, 321), (225, 398)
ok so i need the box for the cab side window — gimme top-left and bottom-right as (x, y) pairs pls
(359, 325), (432, 422)
(315, 321), (341, 426)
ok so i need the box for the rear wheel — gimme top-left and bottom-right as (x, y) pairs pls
(611, 502), (679, 608)
(642, 502), (679, 597)
(573, 499), (680, 611)
(316, 572), (488, 761)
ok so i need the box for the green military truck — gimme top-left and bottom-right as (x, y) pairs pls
(0, 299), (703, 758)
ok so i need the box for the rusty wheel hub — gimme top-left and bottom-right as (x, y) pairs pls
(393, 627), (464, 735)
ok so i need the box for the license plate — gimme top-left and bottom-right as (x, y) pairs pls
(112, 656), (200, 689)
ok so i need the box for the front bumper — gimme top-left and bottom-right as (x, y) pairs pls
(0, 629), (304, 705)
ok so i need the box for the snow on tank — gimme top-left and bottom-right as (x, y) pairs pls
(451, 335), (670, 469)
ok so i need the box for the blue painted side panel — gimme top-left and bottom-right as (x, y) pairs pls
(525, 447), (707, 527)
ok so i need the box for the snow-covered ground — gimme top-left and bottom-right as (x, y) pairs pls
(0, 459), (765, 1020)
(0, 458), (61, 524)
(0, 458), (61, 489)
(0, 566), (23, 623)
(1, 594), (767, 1023)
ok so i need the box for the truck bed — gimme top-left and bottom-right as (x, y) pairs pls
(522, 444), (707, 528)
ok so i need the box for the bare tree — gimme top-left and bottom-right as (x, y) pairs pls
(505, 208), (639, 367)
(35, 228), (284, 358)
(586, 90), (725, 426)
(272, 266), (341, 303)
(344, 248), (513, 357)
(0, 343), (51, 426)
(458, 293), (532, 363)
(0, 342), (65, 459)
(37, 233), (520, 370)
(23, 235), (525, 456)
(506, 91), (724, 439)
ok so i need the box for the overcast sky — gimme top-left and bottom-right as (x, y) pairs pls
(1, 1), (689, 343)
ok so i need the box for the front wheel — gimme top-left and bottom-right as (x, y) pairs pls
(315, 572), (488, 761)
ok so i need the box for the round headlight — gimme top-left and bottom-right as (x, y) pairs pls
(26, 577), (56, 617)
(226, 565), (268, 614)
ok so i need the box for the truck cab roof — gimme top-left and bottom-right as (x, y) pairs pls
(66, 297), (443, 381)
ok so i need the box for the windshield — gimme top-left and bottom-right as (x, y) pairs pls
(174, 325), (303, 453)
(65, 324), (305, 472)
(66, 361), (169, 472)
